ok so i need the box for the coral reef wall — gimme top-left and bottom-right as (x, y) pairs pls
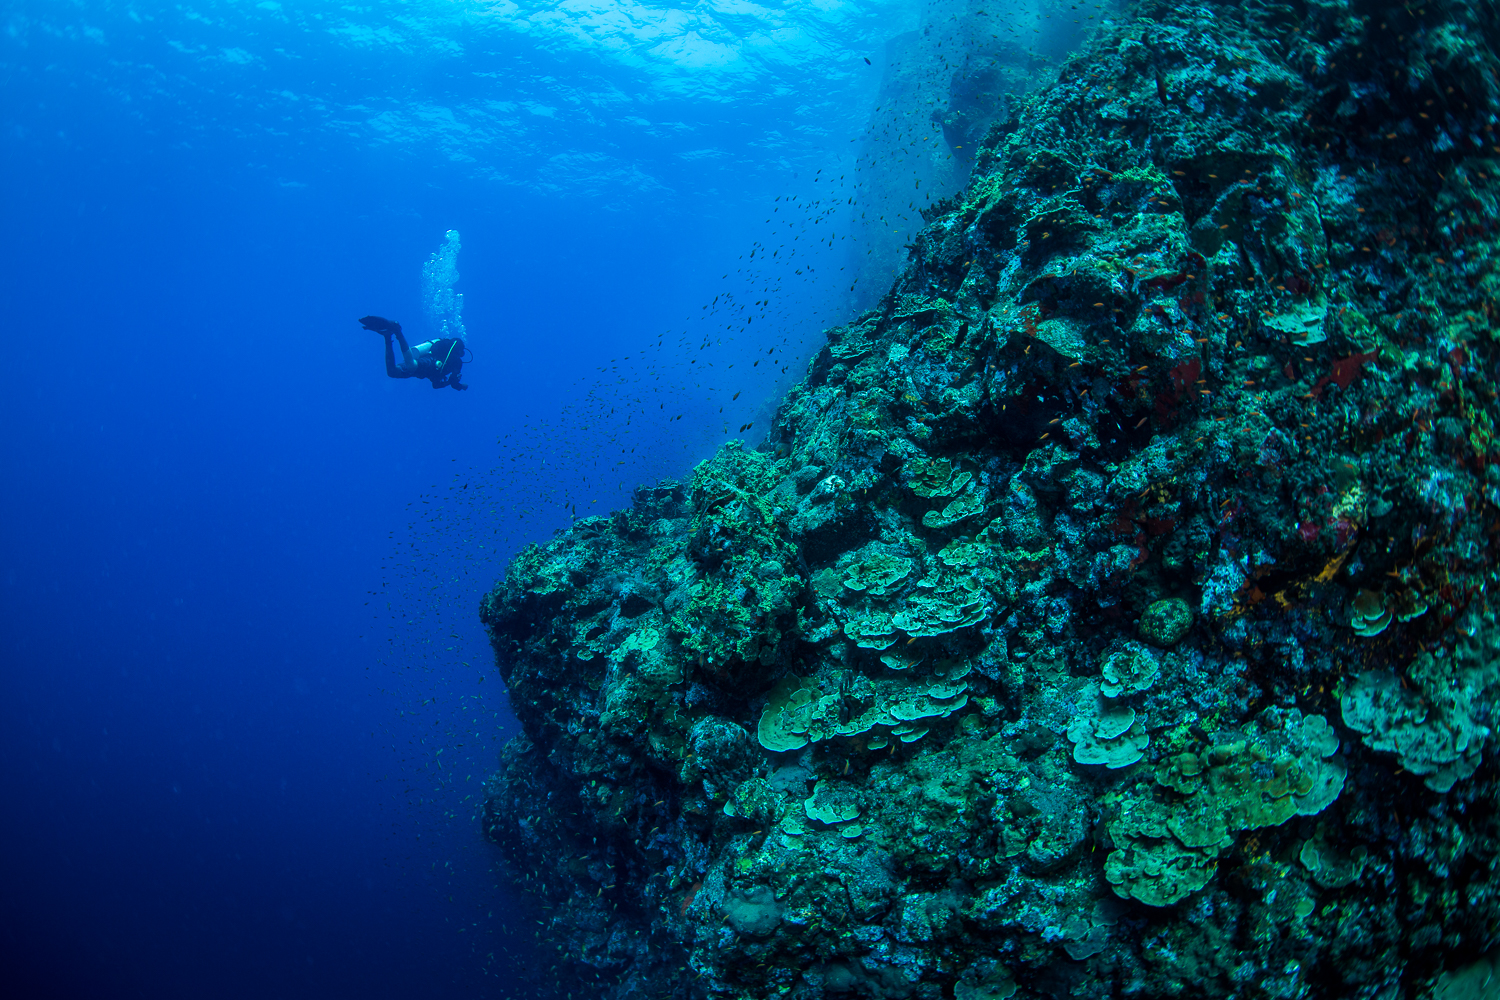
(480, 1), (1500, 997)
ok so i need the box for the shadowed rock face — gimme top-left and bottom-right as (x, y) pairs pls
(481, 1), (1500, 996)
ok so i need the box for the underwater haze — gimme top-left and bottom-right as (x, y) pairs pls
(0, 0), (1086, 996)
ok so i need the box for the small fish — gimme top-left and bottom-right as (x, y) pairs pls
(864, 57), (871, 65)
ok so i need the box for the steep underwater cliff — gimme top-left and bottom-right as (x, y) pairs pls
(481, 1), (1500, 996)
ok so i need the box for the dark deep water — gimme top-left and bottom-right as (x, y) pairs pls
(0, 0), (1063, 995)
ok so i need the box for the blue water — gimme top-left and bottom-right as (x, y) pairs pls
(0, 1), (1071, 995)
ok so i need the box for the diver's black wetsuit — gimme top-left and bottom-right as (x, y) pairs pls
(360, 316), (467, 390)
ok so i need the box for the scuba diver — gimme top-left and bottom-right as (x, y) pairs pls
(359, 315), (468, 390)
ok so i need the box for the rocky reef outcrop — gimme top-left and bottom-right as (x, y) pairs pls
(481, 1), (1500, 997)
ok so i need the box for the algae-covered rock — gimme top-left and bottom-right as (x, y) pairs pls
(1433, 951), (1500, 1000)
(724, 885), (782, 937)
(1138, 598), (1192, 647)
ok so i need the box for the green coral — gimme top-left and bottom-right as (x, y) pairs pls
(1298, 829), (1369, 889)
(1341, 666), (1485, 793)
(922, 484), (988, 529)
(890, 575), (989, 637)
(757, 676), (817, 752)
(902, 455), (973, 498)
(803, 778), (863, 825)
(1066, 686), (1149, 768)
(755, 671), (970, 752)
(879, 649), (924, 672)
(1337, 612), (1499, 794)
(1262, 293), (1329, 346)
(937, 537), (993, 571)
(1099, 645), (1160, 698)
(891, 720), (932, 743)
(844, 612), (900, 650)
(954, 969), (1017, 1000)
(609, 624), (668, 671)
(1105, 708), (1345, 906)
(1102, 823), (1216, 908)
(842, 552), (914, 596)
(1349, 589), (1393, 638)
(936, 529), (1025, 605)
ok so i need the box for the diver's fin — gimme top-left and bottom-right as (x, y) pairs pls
(359, 315), (401, 335)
